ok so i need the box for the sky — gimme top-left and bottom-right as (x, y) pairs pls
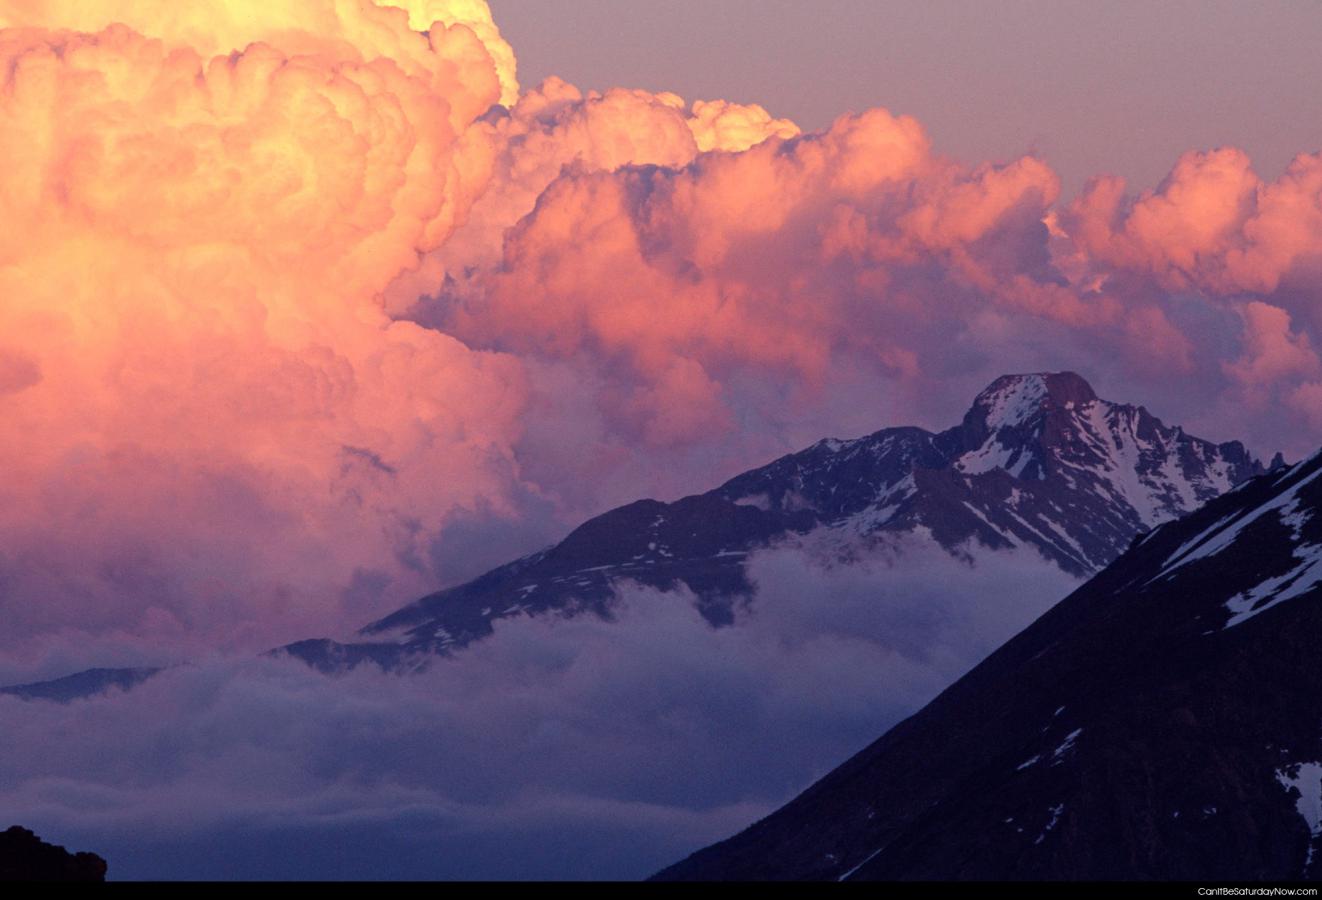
(0, 0), (1321, 881)
(494, 0), (1322, 197)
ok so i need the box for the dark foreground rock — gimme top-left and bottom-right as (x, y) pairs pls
(0, 826), (106, 882)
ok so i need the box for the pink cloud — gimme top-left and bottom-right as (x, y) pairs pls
(1066, 147), (1322, 299)
(0, 13), (533, 652)
(1224, 301), (1320, 389)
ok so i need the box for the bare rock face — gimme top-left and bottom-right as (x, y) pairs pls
(0, 827), (107, 882)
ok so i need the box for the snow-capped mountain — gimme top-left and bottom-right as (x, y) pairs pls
(718, 371), (1268, 575)
(655, 449), (1322, 881)
(283, 371), (1269, 669)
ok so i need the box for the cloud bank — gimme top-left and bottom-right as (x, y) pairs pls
(0, 541), (1078, 879)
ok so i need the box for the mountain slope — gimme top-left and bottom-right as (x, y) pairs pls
(655, 449), (1322, 881)
(293, 371), (1265, 668)
(0, 667), (161, 703)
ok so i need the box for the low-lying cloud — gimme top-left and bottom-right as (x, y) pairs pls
(0, 540), (1078, 879)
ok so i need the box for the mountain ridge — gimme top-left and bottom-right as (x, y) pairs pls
(325, 371), (1268, 669)
(2, 371), (1275, 694)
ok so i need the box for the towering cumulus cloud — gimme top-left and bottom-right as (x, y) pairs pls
(0, 1), (529, 660)
(0, 0), (809, 668)
(407, 76), (798, 278)
(0, 0), (519, 102)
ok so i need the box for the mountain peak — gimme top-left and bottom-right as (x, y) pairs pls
(277, 369), (1267, 668)
(969, 372), (1098, 432)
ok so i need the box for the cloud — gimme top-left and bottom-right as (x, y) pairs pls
(0, 538), (1078, 879)
(1224, 301), (1320, 389)
(0, 0), (519, 105)
(0, 7), (534, 654)
(388, 76), (799, 297)
(0, 346), (41, 394)
(686, 98), (800, 153)
(1066, 147), (1322, 299)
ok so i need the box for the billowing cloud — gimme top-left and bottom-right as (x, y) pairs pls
(0, 540), (1078, 879)
(388, 76), (799, 296)
(1056, 149), (1322, 443)
(0, 0), (518, 105)
(686, 98), (800, 153)
(1066, 147), (1322, 299)
(0, 6), (532, 655)
(1225, 301), (1320, 389)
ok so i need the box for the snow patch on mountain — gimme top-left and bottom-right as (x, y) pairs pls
(1051, 728), (1083, 765)
(978, 374), (1051, 431)
(1277, 763), (1322, 870)
(1161, 466), (1322, 580)
(733, 493), (772, 511)
(1224, 545), (1322, 629)
(1033, 803), (1066, 846)
(956, 437), (1038, 478)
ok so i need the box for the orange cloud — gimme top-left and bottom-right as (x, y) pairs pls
(0, 0), (517, 105)
(395, 77), (803, 295)
(1224, 302), (1320, 389)
(687, 98), (799, 153)
(1065, 148), (1322, 297)
(0, 9), (530, 649)
(446, 109), (1063, 398)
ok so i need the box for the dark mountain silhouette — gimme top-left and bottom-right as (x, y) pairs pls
(0, 826), (106, 882)
(0, 667), (161, 703)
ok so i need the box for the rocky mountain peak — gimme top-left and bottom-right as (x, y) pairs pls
(337, 370), (1268, 657)
(951, 372), (1108, 481)
(967, 371), (1099, 435)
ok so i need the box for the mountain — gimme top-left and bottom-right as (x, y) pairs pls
(655, 448), (1322, 881)
(0, 667), (161, 703)
(3, 371), (1270, 693)
(282, 371), (1268, 670)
